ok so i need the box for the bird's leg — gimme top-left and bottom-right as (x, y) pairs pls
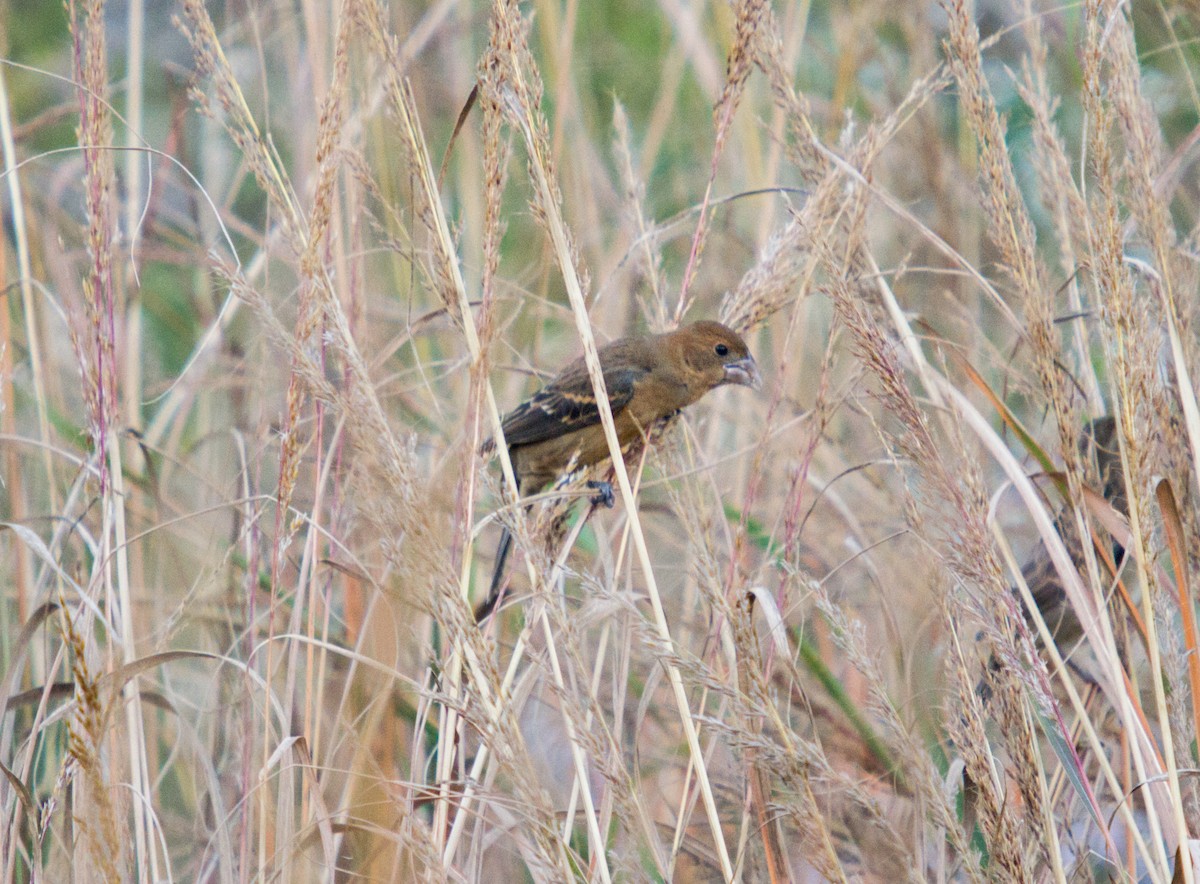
(586, 480), (615, 509)
(478, 473), (526, 623)
(476, 526), (514, 622)
(1065, 657), (1099, 687)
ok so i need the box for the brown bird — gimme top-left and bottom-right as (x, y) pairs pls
(981, 416), (1127, 695)
(1019, 416), (1126, 649)
(477, 320), (762, 622)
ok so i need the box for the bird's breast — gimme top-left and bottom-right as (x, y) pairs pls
(628, 374), (693, 425)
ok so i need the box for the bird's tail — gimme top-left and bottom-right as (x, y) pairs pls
(475, 525), (514, 622)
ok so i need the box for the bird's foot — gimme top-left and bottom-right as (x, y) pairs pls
(587, 480), (615, 508)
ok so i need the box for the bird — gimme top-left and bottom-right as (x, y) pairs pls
(1017, 416), (1126, 650)
(476, 320), (762, 622)
(980, 416), (1127, 696)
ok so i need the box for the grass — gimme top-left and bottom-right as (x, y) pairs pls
(2, 0), (1200, 879)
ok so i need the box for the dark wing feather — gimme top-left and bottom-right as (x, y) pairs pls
(499, 363), (646, 447)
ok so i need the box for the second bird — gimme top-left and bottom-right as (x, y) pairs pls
(477, 320), (762, 622)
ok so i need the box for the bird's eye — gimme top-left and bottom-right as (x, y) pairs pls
(715, 343), (729, 357)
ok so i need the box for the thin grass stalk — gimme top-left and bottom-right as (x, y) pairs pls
(1078, 0), (1185, 867)
(940, 378), (1179, 860)
(122, 0), (144, 450)
(107, 439), (156, 882)
(1157, 481), (1200, 746)
(537, 498), (669, 874)
(1088, 3), (1195, 860)
(446, 467), (669, 873)
(285, 0), (353, 856)
(530, 0), (580, 228)
(235, 259), (558, 871)
(0, 67), (47, 636)
(309, 420), (356, 858)
(531, 611), (612, 882)
(364, 17), (591, 876)
(754, 0), (810, 247)
(1014, 0), (1104, 414)
(178, 6), (317, 868)
(360, 7), (521, 506)
(374, 67), (524, 868)
(730, 597), (792, 884)
(70, 0), (163, 878)
(675, 0), (769, 322)
(283, 444), (328, 868)
(992, 524), (1158, 866)
(561, 615), (612, 844)
(182, 0), (551, 867)
(821, 123), (995, 871)
(986, 529), (1076, 880)
(443, 484), (663, 874)
(261, 294), (310, 875)
(1090, 124), (1180, 884)
(60, 606), (121, 881)
(844, 75), (1171, 854)
(0, 58), (56, 531)
(662, 421), (856, 875)
(551, 516), (606, 845)
(823, 274), (1027, 873)
(612, 103), (666, 330)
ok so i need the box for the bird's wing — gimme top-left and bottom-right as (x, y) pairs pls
(499, 363), (646, 447)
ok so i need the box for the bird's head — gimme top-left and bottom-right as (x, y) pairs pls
(671, 321), (762, 393)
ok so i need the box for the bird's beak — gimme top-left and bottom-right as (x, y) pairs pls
(723, 356), (762, 391)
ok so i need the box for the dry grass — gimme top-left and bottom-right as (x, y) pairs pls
(2, 0), (1200, 879)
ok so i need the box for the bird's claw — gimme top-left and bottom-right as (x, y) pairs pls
(587, 480), (615, 508)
